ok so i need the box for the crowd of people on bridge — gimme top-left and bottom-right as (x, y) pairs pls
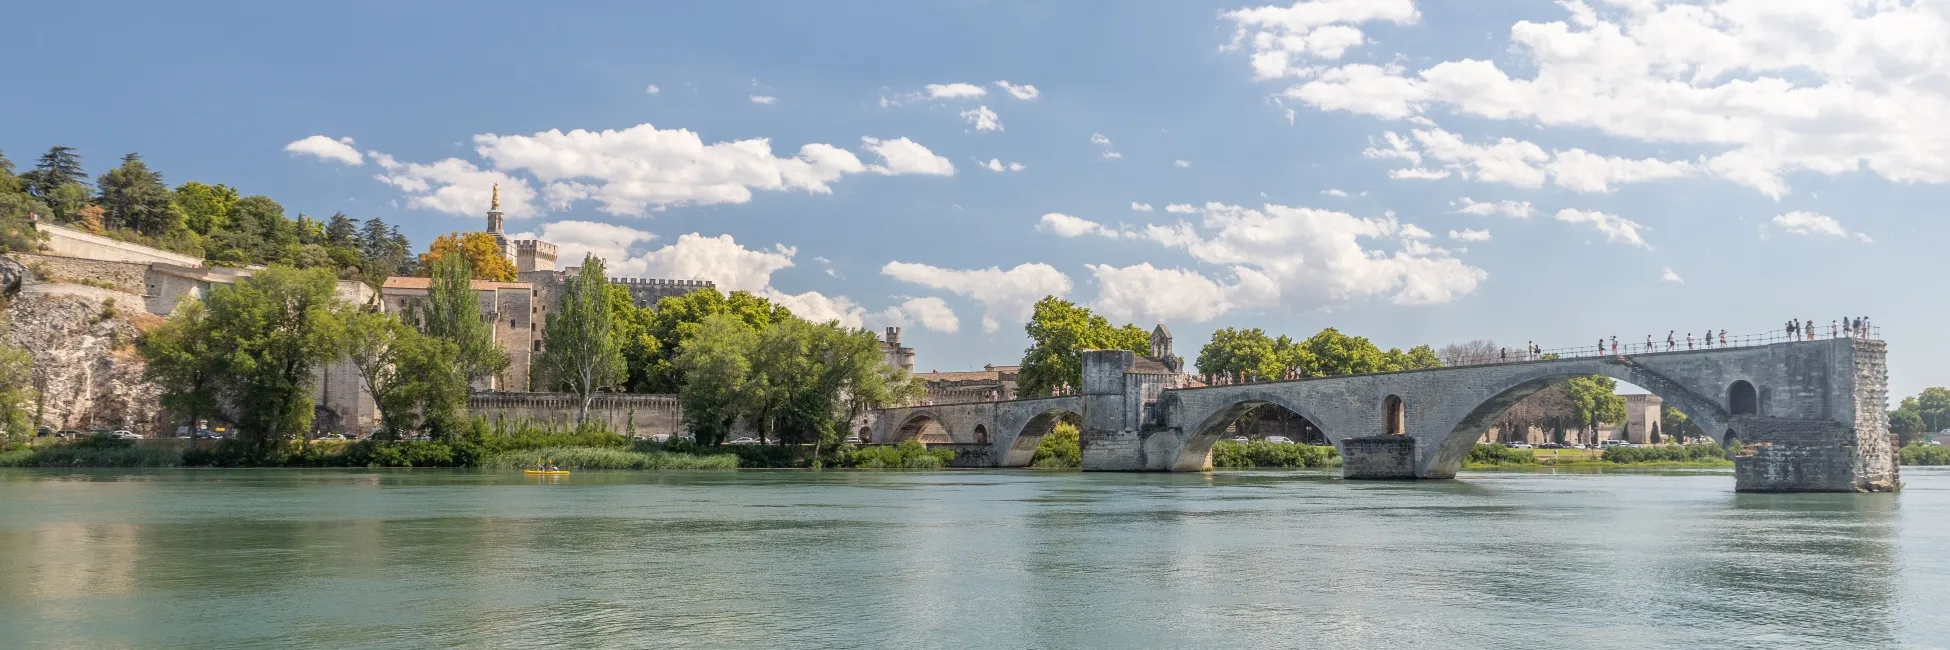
(1785, 316), (1873, 341)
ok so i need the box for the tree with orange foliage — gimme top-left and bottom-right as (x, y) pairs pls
(416, 232), (517, 282)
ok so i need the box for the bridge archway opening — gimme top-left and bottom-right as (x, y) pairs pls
(1172, 395), (1338, 472)
(856, 426), (870, 441)
(1383, 395), (1405, 435)
(896, 415), (953, 444)
(1225, 403), (1328, 445)
(1003, 409), (1082, 467)
(973, 424), (989, 444)
(1728, 381), (1758, 416)
(1432, 367), (1732, 478)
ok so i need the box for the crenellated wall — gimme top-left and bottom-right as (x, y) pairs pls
(468, 392), (685, 438)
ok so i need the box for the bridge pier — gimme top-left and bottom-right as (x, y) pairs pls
(1340, 436), (1419, 479)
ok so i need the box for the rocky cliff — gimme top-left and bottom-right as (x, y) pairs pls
(4, 275), (165, 433)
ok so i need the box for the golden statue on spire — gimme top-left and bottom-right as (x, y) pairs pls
(491, 183), (501, 211)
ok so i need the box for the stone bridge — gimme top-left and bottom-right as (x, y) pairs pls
(867, 338), (1896, 493)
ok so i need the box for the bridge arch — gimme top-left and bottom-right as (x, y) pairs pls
(1728, 380), (1758, 415)
(1000, 408), (1082, 466)
(893, 411), (954, 444)
(1166, 390), (1338, 472)
(1423, 360), (1734, 478)
(1382, 395), (1405, 435)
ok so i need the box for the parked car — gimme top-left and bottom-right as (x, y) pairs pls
(1228, 436), (1250, 443)
(726, 437), (760, 445)
(1263, 436), (1296, 445)
(1600, 439), (1632, 448)
(647, 433), (673, 443)
(843, 436), (864, 445)
(314, 433), (348, 441)
(1505, 441), (1533, 449)
(56, 430), (83, 439)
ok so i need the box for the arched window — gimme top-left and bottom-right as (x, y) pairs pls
(973, 424), (989, 443)
(1383, 395), (1406, 435)
(1728, 380), (1758, 416)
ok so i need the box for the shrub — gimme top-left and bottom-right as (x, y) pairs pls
(480, 446), (739, 470)
(841, 440), (954, 469)
(1466, 443), (1537, 466)
(1211, 440), (1340, 468)
(728, 443), (810, 468)
(1900, 442), (1950, 466)
(1032, 422), (1082, 468)
(0, 443), (181, 467)
(1601, 443), (1728, 464)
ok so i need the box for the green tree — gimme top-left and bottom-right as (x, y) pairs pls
(538, 255), (627, 425)
(633, 288), (792, 393)
(675, 313), (759, 445)
(21, 146), (87, 201)
(419, 254), (509, 389)
(0, 192), (51, 253)
(171, 267), (348, 459)
(137, 299), (220, 435)
(172, 181), (238, 235)
(1380, 344), (1442, 372)
(1564, 375), (1627, 445)
(1196, 327), (1282, 382)
(1018, 296), (1150, 397)
(1890, 409), (1926, 442)
(1300, 328), (1387, 377)
(324, 212), (358, 248)
(96, 153), (181, 235)
(342, 310), (441, 436)
(0, 313), (35, 441)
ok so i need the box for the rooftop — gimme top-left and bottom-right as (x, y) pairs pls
(381, 277), (531, 291)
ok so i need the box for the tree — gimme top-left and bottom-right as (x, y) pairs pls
(1381, 345), (1442, 372)
(1017, 297), (1150, 397)
(419, 254), (509, 389)
(97, 153), (181, 235)
(417, 232), (517, 282)
(1300, 328), (1387, 377)
(1890, 409), (1926, 442)
(630, 288), (792, 393)
(342, 310), (435, 436)
(137, 299), (220, 435)
(676, 313), (759, 445)
(325, 212), (358, 248)
(1662, 405), (1704, 444)
(1564, 375), (1627, 445)
(173, 181), (238, 235)
(150, 267), (348, 459)
(1438, 339), (1499, 366)
(0, 191), (51, 253)
(21, 146), (86, 201)
(1196, 327), (1283, 382)
(0, 312), (35, 441)
(538, 255), (627, 425)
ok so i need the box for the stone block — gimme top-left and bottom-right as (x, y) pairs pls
(1341, 436), (1418, 479)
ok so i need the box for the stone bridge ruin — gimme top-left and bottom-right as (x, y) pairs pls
(867, 338), (1896, 492)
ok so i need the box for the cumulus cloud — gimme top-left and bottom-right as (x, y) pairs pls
(1127, 202), (1487, 308)
(348, 123), (948, 217)
(925, 83), (987, 99)
(1090, 133), (1121, 159)
(1222, 0), (1420, 77)
(982, 158), (1025, 172)
(284, 136), (363, 165)
(1164, 203), (1198, 214)
(881, 261), (1073, 333)
(1769, 211), (1850, 238)
(506, 220), (658, 269)
(645, 84), (661, 95)
(862, 136), (956, 176)
(1553, 209), (1650, 249)
(1086, 263), (1278, 323)
(1131, 202), (1155, 212)
(1365, 128), (1694, 192)
(875, 296), (961, 333)
(1453, 197), (1533, 218)
(766, 290), (866, 328)
(1449, 228), (1491, 242)
(1036, 213), (1116, 238)
(1320, 188), (1350, 198)
(961, 105), (1003, 132)
(1246, 1), (1950, 198)
(994, 81), (1040, 100)
(1399, 223), (1432, 239)
(1174, 159), (1191, 168)
(748, 95), (777, 104)
(1661, 268), (1684, 284)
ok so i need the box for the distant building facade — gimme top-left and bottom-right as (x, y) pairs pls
(379, 277), (537, 392)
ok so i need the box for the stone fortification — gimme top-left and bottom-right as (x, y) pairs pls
(9, 252), (150, 295)
(469, 392), (684, 438)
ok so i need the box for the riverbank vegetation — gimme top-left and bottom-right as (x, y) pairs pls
(1210, 441), (1341, 468)
(1900, 442), (1950, 466)
(1032, 422), (1082, 468)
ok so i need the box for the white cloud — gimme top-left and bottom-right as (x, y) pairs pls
(1253, 1), (1950, 198)
(961, 105), (1003, 132)
(506, 220), (658, 270)
(862, 136), (956, 176)
(1164, 203), (1199, 214)
(1090, 133), (1113, 146)
(1320, 188), (1350, 198)
(1086, 263), (1278, 323)
(630, 233), (796, 292)
(1399, 223), (1432, 239)
(441, 124), (951, 216)
(1131, 202), (1155, 212)
(1130, 202), (1487, 307)
(1222, 0), (1420, 77)
(1100, 151), (1123, 160)
(1449, 228), (1491, 242)
(1661, 268), (1684, 284)
(982, 158), (1025, 172)
(284, 136), (364, 165)
(766, 290), (865, 328)
(875, 296), (961, 333)
(1770, 211), (1869, 241)
(994, 81), (1040, 100)
(925, 83), (988, 99)
(373, 156), (539, 216)
(1553, 209), (1650, 249)
(644, 84), (661, 95)
(1174, 159), (1191, 168)
(748, 95), (777, 105)
(1453, 197), (1533, 218)
(881, 261), (1073, 333)
(1036, 213), (1116, 238)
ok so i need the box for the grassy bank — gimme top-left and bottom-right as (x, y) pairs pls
(481, 446), (739, 470)
(1462, 443), (1733, 469)
(0, 442), (184, 468)
(1211, 440), (1341, 468)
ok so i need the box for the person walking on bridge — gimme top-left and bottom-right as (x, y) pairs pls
(1720, 330), (1727, 346)
(1611, 336), (1618, 354)
(1645, 335), (1654, 353)
(1686, 333), (1694, 350)
(1666, 331), (1676, 352)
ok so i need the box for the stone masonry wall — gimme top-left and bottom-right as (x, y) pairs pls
(1342, 436), (1418, 479)
(469, 392), (684, 438)
(11, 253), (149, 295)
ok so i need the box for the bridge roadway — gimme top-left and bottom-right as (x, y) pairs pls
(865, 337), (1896, 493)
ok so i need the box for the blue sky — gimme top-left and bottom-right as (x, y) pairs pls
(4, 0), (1946, 397)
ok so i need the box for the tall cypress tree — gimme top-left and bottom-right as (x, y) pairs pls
(538, 254), (625, 425)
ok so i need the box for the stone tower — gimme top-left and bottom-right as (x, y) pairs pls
(486, 183), (507, 250)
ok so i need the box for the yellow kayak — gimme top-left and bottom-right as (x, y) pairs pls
(524, 470), (570, 476)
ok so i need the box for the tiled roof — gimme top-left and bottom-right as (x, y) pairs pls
(918, 370), (1002, 383)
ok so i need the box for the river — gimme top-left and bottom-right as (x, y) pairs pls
(2, 467), (1947, 649)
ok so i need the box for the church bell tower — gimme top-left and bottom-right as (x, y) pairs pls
(486, 183), (508, 250)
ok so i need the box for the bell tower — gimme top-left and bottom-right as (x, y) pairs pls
(486, 183), (508, 250)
